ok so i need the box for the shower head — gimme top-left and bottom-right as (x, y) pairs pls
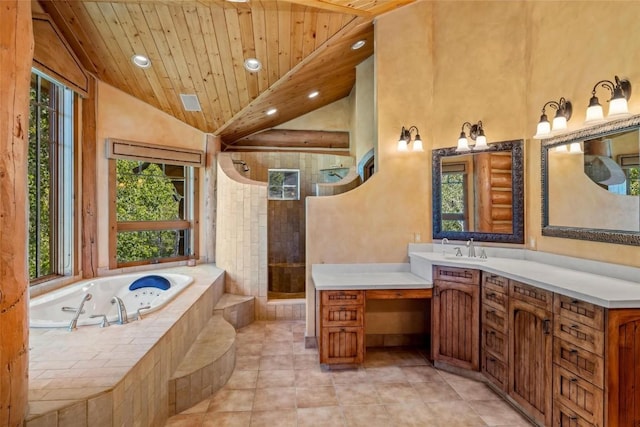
(232, 159), (250, 172)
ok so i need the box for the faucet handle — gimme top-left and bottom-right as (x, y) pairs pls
(137, 306), (151, 320)
(89, 314), (109, 328)
(454, 247), (462, 257)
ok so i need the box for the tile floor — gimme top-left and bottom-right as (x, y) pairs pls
(165, 320), (533, 427)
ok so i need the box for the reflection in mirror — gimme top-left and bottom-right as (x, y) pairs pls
(541, 114), (640, 245)
(433, 140), (524, 244)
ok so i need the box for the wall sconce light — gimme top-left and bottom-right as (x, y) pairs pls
(397, 126), (424, 152)
(456, 121), (487, 152)
(585, 75), (632, 123)
(533, 97), (572, 139)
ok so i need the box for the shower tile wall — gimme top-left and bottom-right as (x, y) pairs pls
(217, 152), (354, 320)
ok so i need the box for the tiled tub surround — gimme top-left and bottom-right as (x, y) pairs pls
(26, 264), (225, 427)
(408, 244), (640, 308)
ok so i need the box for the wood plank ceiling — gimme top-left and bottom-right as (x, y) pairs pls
(37, 0), (414, 148)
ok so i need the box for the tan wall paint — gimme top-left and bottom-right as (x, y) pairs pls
(353, 55), (375, 165)
(274, 97), (351, 131)
(306, 1), (640, 338)
(95, 81), (208, 270)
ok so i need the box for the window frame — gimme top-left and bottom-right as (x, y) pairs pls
(268, 169), (301, 200)
(28, 70), (75, 285)
(108, 158), (199, 269)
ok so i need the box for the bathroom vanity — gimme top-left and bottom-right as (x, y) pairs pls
(313, 252), (640, 427)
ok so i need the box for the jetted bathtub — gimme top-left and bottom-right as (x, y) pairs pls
(30, 272), (193, 328)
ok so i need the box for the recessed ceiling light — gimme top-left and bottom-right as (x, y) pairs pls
(131, 54), (151, 68)
(308, 91), (319, 99)
(244, 58), (262, 72)
(266, 108), (277, 116)
(351, 40), (366, 50)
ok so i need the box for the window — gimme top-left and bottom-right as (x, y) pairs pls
(28, 71), (74, 282)
(441, 163), (468, 232)
(268, 169), (300, 200)
(111, 159), (197, 267)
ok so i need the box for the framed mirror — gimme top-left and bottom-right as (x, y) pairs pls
(433, 139), (524, 243)
(541, 115), (640, 245)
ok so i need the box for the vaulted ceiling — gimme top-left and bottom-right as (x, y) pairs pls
(36, 0), (414, 147)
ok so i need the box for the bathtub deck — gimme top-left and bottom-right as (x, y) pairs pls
(26, 264), (225, 427)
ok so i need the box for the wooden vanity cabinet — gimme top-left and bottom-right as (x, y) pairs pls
(432, 265), (480, 371)
(508, 280), (553, 427)
(481, 273), (509, 392)
(319, 290), (364, 364)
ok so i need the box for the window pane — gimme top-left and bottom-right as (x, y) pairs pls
(116, 230), (186, 264)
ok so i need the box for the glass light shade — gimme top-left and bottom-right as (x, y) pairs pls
(534, 120), (552, 139)
(554, 144), (569, 153)
(456, 136), (470, 152)
(473, 135), (488, 150)
(552, 115), (567, 131)
(412, 138), (424, 152)
(569, 142), (582, 153)
(585, 104), (604, 123)
(397, 139), (409, 152)
(608, 97), (629, 117)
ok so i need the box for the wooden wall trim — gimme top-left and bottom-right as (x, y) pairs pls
(81, 76), (98, 278)
(32, 13), (89, 96)
(106, 138), (206, 167)
(225, 129), (349, 150)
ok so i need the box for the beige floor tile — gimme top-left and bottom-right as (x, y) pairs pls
(293, 353), (318, 370)
(236, 343), (263, 356)
(467, 399), (533, 426)
(180, 398), (210, 414)
(202, 411), (251, 427)
(296, 406), (346, 427)
(256, 370), (296, 388)
(342, 405), (393, 427)
(225, 370), (258, 390)
(401, 365), (445, 383)
(258, 355), (293, 371)
(330, 367), (369, 384)
(426, 400), (488, 426)
(165, 413), (204, 427)
(252, 386), (296, 411)
(365, 366), (407, 383)
(207, 389), (255, 413)
(447, 378), (502, 401)
(261, 341), (293, 355)
(334, 382), (380, 406)
(296, 386), (338, 408)
(294, 367), (333, 387)
(235, 356), (260, 371)
(249, 410), (297, 427)
(413, 380), (463, 403)
(385, 402), (440, 427)
(374, 382), (422, 404)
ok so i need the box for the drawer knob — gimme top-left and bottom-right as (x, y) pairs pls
(488, 357), (496, 362)
(569, 416), (578, 421)
(395, 292), (403, 297)
(569, 348), (578, 354)
(570, 324), (580, 329)
(571, 299), (579, 304)
(569, 377), (578, 383)
(487, 292), (496, 298)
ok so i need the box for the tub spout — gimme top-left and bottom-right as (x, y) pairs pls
(111, 296), (129, 325)
(137, 306), (151, 320)
(68, 293), (93, 331)
(89, 314), (110, 328)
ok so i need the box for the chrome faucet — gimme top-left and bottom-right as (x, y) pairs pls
(441, 238), (449, 255)
(89, 314), (109, 328)
(68, 293), (93, 331)
(111, 296), (129, 325)
(467, 238), (476, 258)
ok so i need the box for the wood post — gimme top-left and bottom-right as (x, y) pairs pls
(0, 1), (34, 426)
(82, 76), (98, 278)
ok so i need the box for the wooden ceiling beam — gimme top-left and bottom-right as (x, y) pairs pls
(280, 0), (366, 16)
(227, 129), (349, 148)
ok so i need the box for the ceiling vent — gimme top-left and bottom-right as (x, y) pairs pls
(180, 94), (202, 112)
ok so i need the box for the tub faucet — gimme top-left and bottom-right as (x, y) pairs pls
(441, 238), (449, 255)
(68, 293), (92, 331)
(467, 238), (476, 258)
(111, 296), (129, 325)
(137, 306), (151, 320)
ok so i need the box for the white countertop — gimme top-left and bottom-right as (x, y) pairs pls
(410, 252), (640, 309)
(312, 263), (432, 291)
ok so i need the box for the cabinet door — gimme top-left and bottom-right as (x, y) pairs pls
(320, 326), (364, 364)
(508, 298), (553, 426)
(432, 280), (479, 371)
(606, 310), (640, 427)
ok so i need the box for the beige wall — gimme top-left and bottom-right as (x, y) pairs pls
(305, 1), (640, 337)
(95, 81), (209, 271)
(353, 55), (376, 165)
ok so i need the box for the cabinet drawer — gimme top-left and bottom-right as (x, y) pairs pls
(321, 304), (363, 327)
(554, 317), (604, 356)
(482, 303), (508, 333)
(509, 280), (553, 311)
(482, 273), (509, 294)
(554, 294), (604, 331)
(321, 290), (364, 306)
(553, 400), (598, 427)
(482, 327), (508, 360)
(554, 365), (604, 425)
(320, 326), (364, 364)
(553, 339), (604, 389)
(433, 265), (479, 285)
(481, 351), (507, 392)
(366, 289), (432, 299)
(482, 286), (508, 313)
